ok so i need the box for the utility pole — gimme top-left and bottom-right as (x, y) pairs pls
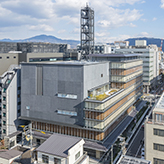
(30, 123), (33, 164)
(111, 144), (113, 164)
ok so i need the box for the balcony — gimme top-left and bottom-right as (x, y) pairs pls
(74, 152), (89, 164)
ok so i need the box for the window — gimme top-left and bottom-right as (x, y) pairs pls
(3, 121), (6, 125)
(75, 151), (80, 160)
(0, 57), (2, 59)
(101, 74), (103, 77)
(18, 102), (21, 105)
(57, 110), (77, 116)
(3, 88), (6, 93)
(42, 154), (49, 164)
(6, 56), (9, 59)
(3, 105), (6, 109)
(54, 158), (61, 164)
(26, 106), (30, 110)
(3, 113), (6, 117)
(3, 129), (6, 134)
(154, 129), (164, 137)
(13, 56), (16, 58)
(36, 139), (41, 146)
(154, 143), (164, 152)
(156, 114), (162, 122)
(154, 158), (164, 164)
(3, 97), (6, 101)
(57, 93), (77, 99)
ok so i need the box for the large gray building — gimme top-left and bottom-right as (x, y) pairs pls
(20, 61), (109, 127)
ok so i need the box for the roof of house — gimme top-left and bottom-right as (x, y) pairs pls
(36, 133), (83, 158)
(0, 149), (22, 160)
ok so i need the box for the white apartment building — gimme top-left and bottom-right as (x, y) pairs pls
(0, 66), (21, 139)
(115, 40), (160, 93)
(145, 92), (164, 163)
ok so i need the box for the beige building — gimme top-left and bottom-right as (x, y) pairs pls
(145, 93), (164, 163)
(0, 52), (20, 75)
(0, 52), (65, 75)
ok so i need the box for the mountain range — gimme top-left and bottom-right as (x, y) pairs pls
(0, 34), (80, 48)
(0, 35), (163, 51)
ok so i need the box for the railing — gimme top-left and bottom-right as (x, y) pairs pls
(146, 118), (164, 125)
(74, 152), (88, 164)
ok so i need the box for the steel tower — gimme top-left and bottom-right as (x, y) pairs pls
(80, 4), (94, 59)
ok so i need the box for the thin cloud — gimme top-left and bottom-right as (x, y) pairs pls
(161, 0), (164, 9)
(58, 30), (66, 34)
(152, 17), (157, 21)
(129, 23), (136, 27)
(29, 24), (54, 32)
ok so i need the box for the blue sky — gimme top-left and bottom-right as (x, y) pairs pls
(0, 0), (164, 43)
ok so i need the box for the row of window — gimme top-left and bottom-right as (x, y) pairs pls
(154, 158), (164, 164)
(42, 152), (80, 164)
(0, 56), (16, 59)
(154, 128), (164, 137)
(154, 143), (164, 152)
(57, 93), (77, 99)
(57, 110), (77, 116)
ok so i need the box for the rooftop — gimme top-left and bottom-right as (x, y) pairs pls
(21, 60), (106, 66)
(117, 155), (151, 164)
(153, 92), (164, 113)
(88, 88), (119, 101)
(36, 133), (83, 158)
(0, 149), (22, 160)
(89, 53), (141, 58)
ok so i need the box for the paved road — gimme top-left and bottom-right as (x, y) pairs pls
(126, 125), (144, 157)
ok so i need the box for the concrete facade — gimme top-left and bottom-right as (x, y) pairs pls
(115, 46), (158, 93)
(20, 54), (143, 144)
(20, 61), (109, 127)
(0, 42), (70, 76)
(145, 92), (164, 163)
(0, 68), (22, 139)
(0, 53), (19, 75)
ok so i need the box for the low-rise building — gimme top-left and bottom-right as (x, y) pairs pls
(0, 149), (22, 164)
(36, 133), (89, 164)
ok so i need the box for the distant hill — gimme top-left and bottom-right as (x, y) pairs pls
(1, 35), (163, 50)
(0, 34), (80, 48)
(125, 37), (163, 51)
